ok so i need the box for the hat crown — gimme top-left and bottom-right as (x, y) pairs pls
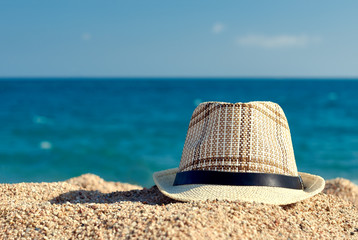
(179, 101), (298, 176)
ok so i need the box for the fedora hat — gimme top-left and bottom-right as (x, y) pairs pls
(153, 101), (325, 205)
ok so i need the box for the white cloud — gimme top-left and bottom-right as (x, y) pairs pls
(82, 33), (92, 41)
(237, 34), (321, 48)
(212, 23), (225, 34)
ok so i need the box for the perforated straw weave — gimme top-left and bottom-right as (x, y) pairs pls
(179, 101), (297, 176)
(153, 101), (325, 205)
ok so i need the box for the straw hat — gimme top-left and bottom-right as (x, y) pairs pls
(153, 101), (325, 205)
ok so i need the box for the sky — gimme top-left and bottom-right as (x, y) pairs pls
(0, 0), (358, 78)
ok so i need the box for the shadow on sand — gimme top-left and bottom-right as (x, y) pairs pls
(50, 186), (178, 205)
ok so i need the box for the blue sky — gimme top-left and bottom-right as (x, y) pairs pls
(1, 0), (358, 77)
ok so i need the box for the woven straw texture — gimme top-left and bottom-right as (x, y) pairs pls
(153, 101), (325, 204)
(179, 101), (297, 176)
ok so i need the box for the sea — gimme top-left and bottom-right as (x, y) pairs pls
(0, 78), (357, 187)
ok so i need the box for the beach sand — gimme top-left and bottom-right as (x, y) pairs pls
(1, 174), (357, 239)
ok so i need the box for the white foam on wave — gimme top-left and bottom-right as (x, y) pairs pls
(193, 98), (202, 106)
(33, 115), (52, 125)
(40, 141), (52, 150)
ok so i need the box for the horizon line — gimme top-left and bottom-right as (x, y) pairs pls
(1, 76), (358, 80)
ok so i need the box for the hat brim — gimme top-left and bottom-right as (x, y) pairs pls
(153, 168), (325, 205)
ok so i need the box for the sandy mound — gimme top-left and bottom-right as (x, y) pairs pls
(0, 174), (357, 239)
(323, 178), (358, 207)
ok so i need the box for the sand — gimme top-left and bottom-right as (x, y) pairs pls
(1, 174), (357, 239)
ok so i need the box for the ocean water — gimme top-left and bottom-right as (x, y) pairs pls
(0, 79), (357, 187)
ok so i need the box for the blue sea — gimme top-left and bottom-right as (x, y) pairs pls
(0, 79), (357, 187)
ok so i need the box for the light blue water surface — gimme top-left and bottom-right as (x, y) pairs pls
(0, 79), (357, 187)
